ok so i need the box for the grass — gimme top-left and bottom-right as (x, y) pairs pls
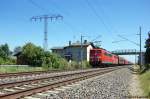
(0, 66), (43, 73)
(139, 70), (150, 97)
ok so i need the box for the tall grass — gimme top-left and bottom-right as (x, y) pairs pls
(0, 61), (92, 73)
(139, 70), (150, 97)
(0, 66), (43, 73)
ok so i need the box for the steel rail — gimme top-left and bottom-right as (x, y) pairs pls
(0, 68), (110, 88)
(0, 69), (65, 78)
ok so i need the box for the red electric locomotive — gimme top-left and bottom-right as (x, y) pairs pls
(90, 48), (132, 67)
(90, 48), (115, 67)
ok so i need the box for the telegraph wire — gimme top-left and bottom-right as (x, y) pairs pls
(47, 0), (70, 16)
(94, 0), (118, 34)
(118, 35), (139, 46)
(46, 0), (79, 33)
(28, 0), (50, 13)
(85, 0), (111, 33)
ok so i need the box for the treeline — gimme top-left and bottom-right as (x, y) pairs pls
(16, 43), (70, 69)
(0, 43), (90, 70)
(145, 33), (150, 70)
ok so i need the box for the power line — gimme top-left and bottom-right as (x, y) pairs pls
(91, 35), (101, 42)
(95, 0), (118, 34)
(47, 0), (70, 16)
(28, 0), (79, 49)
(28, 0), (50, 13)
(112, 40), (126, 43)
(118, 35), (140, 46)
(85, 0), (111, 33)
(46, 0), (78, 33)
(62, 21), (78, 33)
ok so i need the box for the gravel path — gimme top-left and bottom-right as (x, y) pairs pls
(27, 67), (132, 99)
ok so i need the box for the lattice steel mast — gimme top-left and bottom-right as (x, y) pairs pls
(31, 15), (63, 51)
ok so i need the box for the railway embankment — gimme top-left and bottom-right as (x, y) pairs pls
(129, 64), (150, 98)
(139, 70), (150, 97)
(128, 74), (144, 98)
(24, 67), (132, 99)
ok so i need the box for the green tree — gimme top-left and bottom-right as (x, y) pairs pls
(42, 52), (68, 69)
(145, 48), (150, 64)
(16, 42), (69, 69)
(20, 43), (44, 66)
(145, 32), (150, 64)
(0, 43), (16, 65)
(0, 43), (10, 59)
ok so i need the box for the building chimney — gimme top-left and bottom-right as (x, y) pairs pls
(84, 40), (87, 44)
(69, 41), (71, 46)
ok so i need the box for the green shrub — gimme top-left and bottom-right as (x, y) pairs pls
(69, 61), (79, 69)
(81, 60), (91, 69)
(41, 53), (68, 70)
(58, 58), (68, 69)
(0, 57), (5, 65)
(66, 60), (91, 69)
(0, 57), (16, 65)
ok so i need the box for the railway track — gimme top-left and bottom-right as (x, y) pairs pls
(0, 68), (106, 85)
(0, 69), (94, 85)
(0, 69), (65, 78)
(0, 66), (124, 99)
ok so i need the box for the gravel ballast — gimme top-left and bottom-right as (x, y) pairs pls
(29, 67), (132, 99)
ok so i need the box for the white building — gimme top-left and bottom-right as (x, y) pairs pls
(51, 40), (95, 62)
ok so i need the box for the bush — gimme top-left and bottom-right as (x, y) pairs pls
(42, 53), (69, 70)
(66, 60), (91, 70)
(65, 61), (79, 70)
(58, 58), (68, 69)
(70, 61), (79, 69)
(0, 57), (5, 65)
(0, 57), (16, 65)
(81, 60), (91, 69)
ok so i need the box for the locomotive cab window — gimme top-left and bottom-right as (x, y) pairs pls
(96, 50), (101, 54)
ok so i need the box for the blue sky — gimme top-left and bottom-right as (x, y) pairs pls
(0, 0), (150, 62)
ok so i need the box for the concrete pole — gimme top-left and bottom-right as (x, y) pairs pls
(81, 35), (83, 68)
(139, 26), (142, 69)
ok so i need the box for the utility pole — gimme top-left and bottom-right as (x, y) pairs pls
(135, 49), (136, 64)
(136, 26), (142, 69)
(139, 26), (142, 69)
(81, 35), (83, 68)
(31, 15), (63, 51)
(112, 28), (142, 68)
(80, 35), (90, 67)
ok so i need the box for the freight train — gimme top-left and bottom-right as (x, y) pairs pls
(89, 48), (132, 67)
